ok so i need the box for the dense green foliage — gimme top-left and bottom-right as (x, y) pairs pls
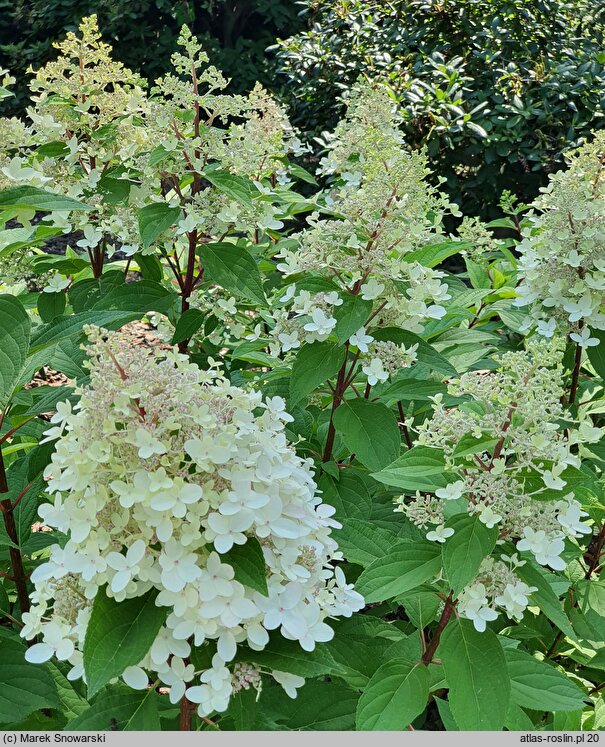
(274, 0), (605, 216)
(0, 14), (604, 734)
(0, 0), (301, 114)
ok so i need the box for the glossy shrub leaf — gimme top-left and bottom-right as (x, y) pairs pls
(274, 681), (359, 730)
(505, 649), (589, 712)
(442, 514), (498, 595)
(333, 398), (399, 471)
(137, 203), (181, 249)
(65, 688), (161, 731)
(0, 294), (31, 409)
(372, 446), (456, 492)
(204, 168), (258, 206)
(93, 280), (176, 315)
(171, 308), (205, 345)
(516, 561), (575, 639)
(37, 291), (66, 323)
(200, 242), (266, 304)
(0, 643), (59, 723)
(334, 518), (399, 567)
(222, 537), (268, 596)
(290, 341), (345, 405)
(587, 329), (605, 380)
(0, 186), (89, 212)
(439, 618), (510, 730)
(317, 472), (372, 521)
(355, 540), (442, 602)
(333, 294), (373, 343)
(83, 588), (168, 698)
(236, 635), (343, 678)
(356, 659), (429, 730)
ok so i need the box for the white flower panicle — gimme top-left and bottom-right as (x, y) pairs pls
(23, 328), (363, 715)
(396, 338), (596, 630)
(515, 132), (605, 346)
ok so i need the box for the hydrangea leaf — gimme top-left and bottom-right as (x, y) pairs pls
(222, 537), (269, 596)
(442, 513), (498, 596)
(83, 588), (168, 698)
(332, 398), (400, 471)
(372, 445), (456, 492)
(289, 341), (345, 405)
(356, 658), (429, 730)
(355, 540), (442, 602)
(439, 618), (510, 730)
(199, 242), (266, 305)
(0, 643), (59, 724)
(137, 203), (181, 249)
(505, 648), (589, 712)
(0, 294), (31, 410)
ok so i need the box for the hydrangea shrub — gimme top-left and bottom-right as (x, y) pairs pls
(0, 17), (603, 733)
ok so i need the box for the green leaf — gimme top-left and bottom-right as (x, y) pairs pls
(171, 308), (205, 345)
(0, 643), (59, 723)
(204, 168), (258, 206)
(37, 291), (66, 323)
(372, 446), (456, 492)
(333, 399), (400, 471)
(0, 295), (31, 410)
(403, 240), (471, 268)
(137, 203), (181, 249)
(439, 618), (510, 730)
(378, 378), (447, 403)
(83, 588), (168, 698)
(372, 328), (457, 376)
(317, 472), (372, 521)
(271, 681), (359, 730)
(452, 432), (498, 458)
(65, 688), (160, 731)
(355, 540), (442, 603)
(222, 537), (268, 596)
(0, 186), (90, 212)
(93, 280), (176, 315)
(516, 562), (575, 639)
(587, 329), (605, 380)
(505, 649), (589, 712)
(29, 311), (139, 353)
(290, 341), (345, 405)
(236, 635), (343, 678)
(333, 294), (373, 344)
(200, 242), (266, 304)
(356, 659), (429, 730)
(134, 253), (163, 283)
(46, 662), (89, 720)
(442, 514), (498, 595)
(333, 518), (399, 567)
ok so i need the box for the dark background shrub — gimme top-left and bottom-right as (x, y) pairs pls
(272, 0), (605, 217)
(0, 0), (302, 113)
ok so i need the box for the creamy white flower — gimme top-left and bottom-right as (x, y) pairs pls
(360, 278), (385, 301)
(362, 358), (389, 385)
(348, 327), (373, 353)
(426, 524), (454, 543)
